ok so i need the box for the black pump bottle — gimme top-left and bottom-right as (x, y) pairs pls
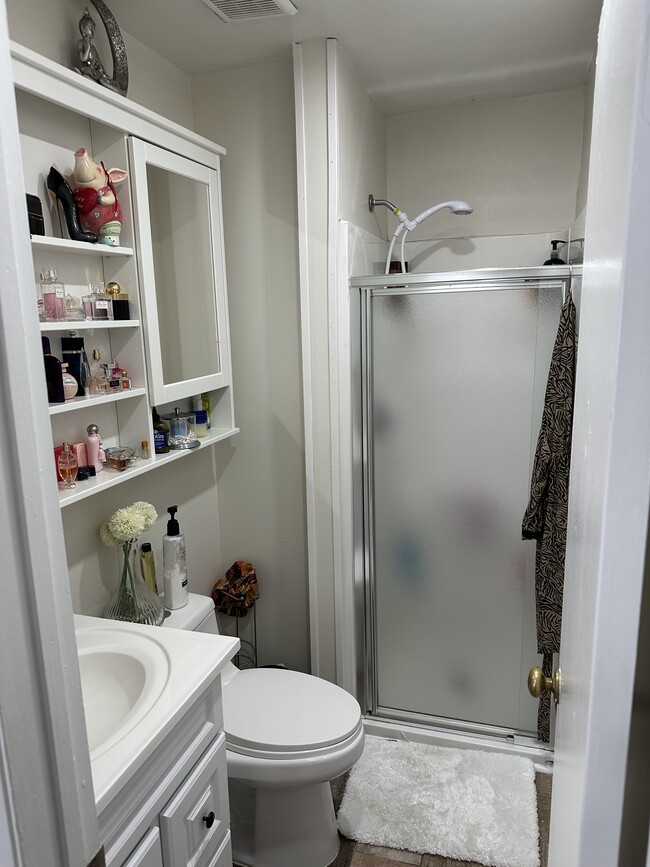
(544, 239), (567, 266)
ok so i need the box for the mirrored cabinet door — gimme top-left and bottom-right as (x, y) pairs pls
(129, 138), (230, 405)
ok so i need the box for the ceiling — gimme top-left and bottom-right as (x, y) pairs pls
(107, 0), (603, 115)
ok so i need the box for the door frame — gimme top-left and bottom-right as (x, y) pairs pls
(0, 5), (100, 865)
(548, 0), (650, 862)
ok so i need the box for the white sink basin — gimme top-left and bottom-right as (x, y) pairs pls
(74, 615), (239, 813)
(76, 626), (170, 758)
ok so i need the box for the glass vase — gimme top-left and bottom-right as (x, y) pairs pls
(102, 540), (165, 626)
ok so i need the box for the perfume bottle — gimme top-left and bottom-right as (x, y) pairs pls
(108, 359), (122, 392)
(57, 442), (78, 489)
(60, 363), (78, 400)
(41, 336), (65, 403)
(41, 269), (65, 321)
(82, 282), (114, 321)
(89, 349), (108, 395)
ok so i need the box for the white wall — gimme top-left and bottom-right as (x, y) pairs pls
(387, 88), (586, 242)
(191, 61), (310, 672)
(336, 49), (387, 238)
(5, 0), (194, 128)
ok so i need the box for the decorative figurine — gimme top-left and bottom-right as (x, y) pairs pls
(72, 147), (128, 246)
(73, 2), (128, 97)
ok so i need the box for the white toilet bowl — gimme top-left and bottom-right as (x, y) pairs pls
(164, 594), (365, 867)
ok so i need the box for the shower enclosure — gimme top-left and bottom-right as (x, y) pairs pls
(352, 267), (571, 743)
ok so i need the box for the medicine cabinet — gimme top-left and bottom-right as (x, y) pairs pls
(129, 139), (231, 406)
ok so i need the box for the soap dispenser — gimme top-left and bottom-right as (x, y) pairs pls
(163, 505), (188, 610)
(543, 239), (567, 265)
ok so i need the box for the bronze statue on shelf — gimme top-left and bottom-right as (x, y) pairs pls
(73, 1), (128, 97)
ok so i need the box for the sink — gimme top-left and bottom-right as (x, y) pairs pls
(76, 626), (171, 759)
(74, 614), (239, 813)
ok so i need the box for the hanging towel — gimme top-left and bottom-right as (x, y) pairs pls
(522, 289), (576, 742)
(212, 560), (260, 618)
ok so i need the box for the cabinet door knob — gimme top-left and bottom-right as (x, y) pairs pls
(202, 811), (216, 829)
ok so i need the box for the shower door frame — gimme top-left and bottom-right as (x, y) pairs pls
(351, 266), (572, 748)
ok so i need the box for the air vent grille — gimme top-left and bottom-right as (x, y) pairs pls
(202, 0), (297, 22)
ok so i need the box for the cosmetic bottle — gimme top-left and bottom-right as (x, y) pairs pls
(61, 333), (86, 397)
(60, 363), (78, 400)
(120, 368), (132, 390)
(41, 269), (66, 321)
(152, 408), (170, 454)
(140, 440), (151, 460)
(86, 423), (105, 472)
(543, 239), (567, 266)
(106, 282), (130, 320)
(89, 349), (109, 395)
(41, 336), (65, 403)
(57, 442), (78, 489)
(163, 506), (188, 610)
(140, 542), (158, 594)
(192, 396), (209, 438)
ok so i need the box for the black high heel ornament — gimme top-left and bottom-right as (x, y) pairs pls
(47, 167), (97, 244)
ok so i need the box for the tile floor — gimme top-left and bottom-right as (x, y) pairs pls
(329, 771), (552, 867)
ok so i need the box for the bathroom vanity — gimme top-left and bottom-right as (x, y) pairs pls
(75, 616), (239, 867)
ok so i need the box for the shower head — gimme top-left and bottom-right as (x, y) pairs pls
(449, 201), (473, 216)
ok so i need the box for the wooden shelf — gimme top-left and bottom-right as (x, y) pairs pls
(31, 235), (133, 257)
(49, 387), (147, 415)
(58, 426), (239, 507)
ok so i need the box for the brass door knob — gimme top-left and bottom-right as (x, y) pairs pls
(528, 666), (561, 702)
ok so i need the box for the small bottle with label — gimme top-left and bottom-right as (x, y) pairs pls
(140, 542), (158, 594)
(107, 359), (122, 392)
(120, 368), (132, 390)
(152, 408), (170, 454)
(41, 269), (66, 321)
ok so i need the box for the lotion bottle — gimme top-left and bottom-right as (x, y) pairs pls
(163, 505), (188, 609)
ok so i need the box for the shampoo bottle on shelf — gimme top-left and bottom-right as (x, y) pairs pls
(163, 506), (188, 610)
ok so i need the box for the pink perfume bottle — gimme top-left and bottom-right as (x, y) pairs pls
(57, 442), (78, 489)
(41, 268), (66, 321)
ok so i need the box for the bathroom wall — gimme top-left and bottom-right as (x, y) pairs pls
(5, 0), (194, 128)
(336, 48), (387, 239)
(191, 61), (310, 673)
(387, 88), (586, 245)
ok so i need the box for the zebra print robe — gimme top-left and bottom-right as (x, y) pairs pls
(522, 289), (576, 742)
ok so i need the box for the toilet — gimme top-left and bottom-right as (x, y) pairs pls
(163, 593), (365, 867)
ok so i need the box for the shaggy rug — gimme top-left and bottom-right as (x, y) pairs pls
(337, 736), (540, 867)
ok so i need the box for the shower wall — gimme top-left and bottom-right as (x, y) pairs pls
(387, 88), (587, 242)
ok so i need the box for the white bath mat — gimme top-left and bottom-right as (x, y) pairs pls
(337, 736), (540, 867)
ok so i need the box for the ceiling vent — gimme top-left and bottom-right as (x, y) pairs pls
(200, 0), (297, 22)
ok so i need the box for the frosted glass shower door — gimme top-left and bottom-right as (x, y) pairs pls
(368, 285), (561, 735)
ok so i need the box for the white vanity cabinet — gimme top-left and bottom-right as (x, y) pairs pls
(99, 678), (232, 867)
(11, 43), (238, 509)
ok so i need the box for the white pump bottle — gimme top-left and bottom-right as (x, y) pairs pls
(163, 505), (188, 609)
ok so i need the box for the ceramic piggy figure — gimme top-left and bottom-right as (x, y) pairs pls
(72, 147), (128, 246)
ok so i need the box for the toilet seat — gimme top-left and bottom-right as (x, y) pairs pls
(223, 668), (362, 756)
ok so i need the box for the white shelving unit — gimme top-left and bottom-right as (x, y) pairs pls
(14, 42), (237, 508)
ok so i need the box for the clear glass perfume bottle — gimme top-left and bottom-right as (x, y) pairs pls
(89, 349), (109, 395)
(57, 442), (78, 489)
(41, 268), (66, 321)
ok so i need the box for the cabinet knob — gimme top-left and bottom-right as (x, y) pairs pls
(202, 811), (216, 829)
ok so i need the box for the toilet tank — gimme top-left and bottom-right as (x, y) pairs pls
(163, 592), (240, 686)
(163, 592), (219, 634)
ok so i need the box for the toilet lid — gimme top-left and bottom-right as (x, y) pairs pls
(224, 669), (362, 752)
